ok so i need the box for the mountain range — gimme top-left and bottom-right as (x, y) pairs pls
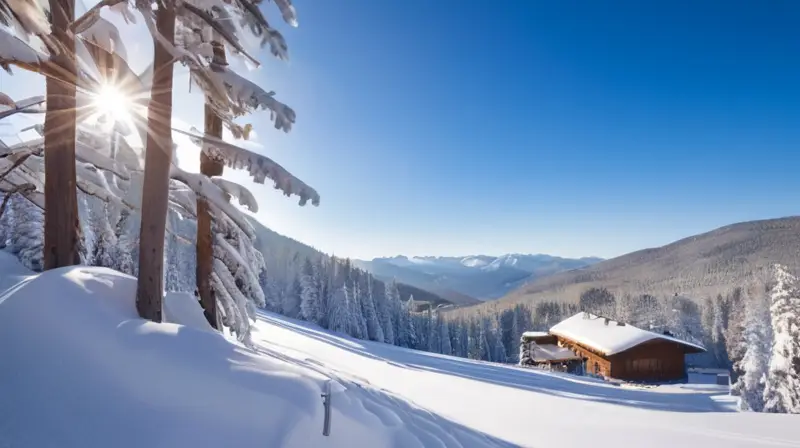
(353, 254), (603, 304)
(245, 217), (457, 309)
(490, 216), (800, 309)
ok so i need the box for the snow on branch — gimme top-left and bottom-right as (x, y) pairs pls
(212, 258), (254, 339)
(78, 16), (128, 64)
(228, 0), (289, 60)
(0, 0), (51, 36)
(0, 181), (35, 219)
(211, 177), (258, 212)
(180, 1), (260, 67)
(175, 127), (319, 206)
(0, 95), (45, 120)
(213, 232), (266, 307)
(168, 163), (256, 239)
(76, 140), (131, 180)
(0, 27), (47, 73)
(71, 0), (130, 33)
(169, 186), (198, 217)
(207, 65), (295, 131)
(266, 0), (298, 27)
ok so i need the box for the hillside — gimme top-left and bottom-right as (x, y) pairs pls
(246, 216), (456, 309)
(496, 216), (800, 308)
(354, 254), (602, 302)
(2, 258), (798, 448)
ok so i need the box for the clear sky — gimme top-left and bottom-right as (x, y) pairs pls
(3, 0), (800, 260)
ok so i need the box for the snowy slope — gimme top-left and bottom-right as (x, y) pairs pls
(251, 314), (800, 448)
(0, 250), (35, 294)
(0, 265), (508, 448)
(1, 262), (798, 448)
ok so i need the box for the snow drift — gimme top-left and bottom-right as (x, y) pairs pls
(0, 265), (506, 447)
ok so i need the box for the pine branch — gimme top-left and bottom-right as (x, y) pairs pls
(180, 2), (260, 67)
(70, 0), (127, 33)
(0, 182), (35, 220)
(0, 153), (31, 180)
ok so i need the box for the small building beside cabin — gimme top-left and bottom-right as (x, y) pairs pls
(519, 312), (705, 382)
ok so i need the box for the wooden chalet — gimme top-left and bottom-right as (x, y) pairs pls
(519, 312), (705, 382)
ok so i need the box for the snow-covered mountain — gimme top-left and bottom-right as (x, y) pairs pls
(354, 254), (603, 301)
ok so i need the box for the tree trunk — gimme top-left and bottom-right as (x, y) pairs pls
(43, 0), (80, 270)
(135, 2), (176, 322)
(197, 43), (226, 329)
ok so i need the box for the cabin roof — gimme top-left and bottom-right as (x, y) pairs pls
(530, 344), (581, 363)
(549, 312), (706, 356)
(521, 331), (549, 339)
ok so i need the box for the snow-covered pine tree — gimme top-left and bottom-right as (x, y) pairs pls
(492, 326), (507, 363)
(405, 294), (418, 349)
(726, 286), (747, 380)
(378, 282), (395, 345)
(362, 273), (384, 342)
(711, 294), (729, 367)
(427, 308), (441, 353)
(439, 314), (452, 356)
(7, 193), (43, 271)
(732, 288), (772, 411)
(299, 257), (321, 324)
(283, 276), (302, 319)
(328, 284), (350, 335)
(762, 264), (800, 414)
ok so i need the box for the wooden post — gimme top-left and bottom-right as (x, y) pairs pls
(43, 0), (80, 269)
(135, 1), (176, 322)
(196, 43), (226, 329)
(321, 380), (332, 436)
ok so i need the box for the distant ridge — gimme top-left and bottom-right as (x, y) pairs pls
(490, 216), (800, 308)
(354, 254), (603, 302)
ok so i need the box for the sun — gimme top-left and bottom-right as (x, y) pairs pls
(92, 83), (132, 122)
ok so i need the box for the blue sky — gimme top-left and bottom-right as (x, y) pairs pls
(3, 0), (800, 260)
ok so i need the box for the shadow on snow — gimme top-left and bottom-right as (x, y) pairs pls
(256, 310), (731, 415)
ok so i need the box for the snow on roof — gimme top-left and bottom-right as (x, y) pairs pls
(549, 312), (706, 356)
(531, 344), (581, 363)
(521, 331), (550, 339)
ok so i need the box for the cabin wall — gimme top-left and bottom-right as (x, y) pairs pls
(608, 341), (687, 382)
(556, 339), (612, 377)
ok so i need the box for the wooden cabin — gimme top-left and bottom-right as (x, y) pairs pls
(519, 331), (584, 374)
(519, 312), (705, 382)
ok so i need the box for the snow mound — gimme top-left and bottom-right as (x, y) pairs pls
(0, 250), (35, 294)
(0, 266), (507, 448)
(550, 312), (706, 356)
(163, 291), (214, 332)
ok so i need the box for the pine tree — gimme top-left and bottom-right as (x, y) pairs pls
(300, 258), (321, 325)
(328, 284), (350, 334)
(8, 194), (43, 271)
(763, 265), (800, 414)
(405, 295), (418, 349)
(378, 283), (395, 345)
(283, 276), (302, 318)
(362, 275), (384, 342)
(439, 315), (452, 355)
(732, 290), (772, 411)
